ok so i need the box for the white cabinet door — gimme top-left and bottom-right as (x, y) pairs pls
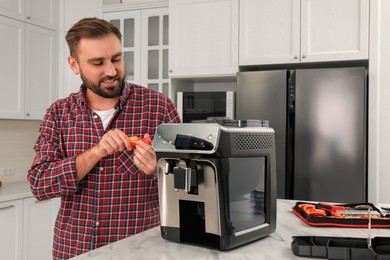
(26, 0), (57, 30)
(0, 16), (25, 119)
(140, 7), (169, 95)
(300, 0), (369, 62)
(25, 24), (56, 120)
(0, 0), (25, 21)
(0, 200), (23, 260)
(23, 197), (60, 260)
(239, 0), (369, 65)
(169, 0), (239, 77)
(239, 0), (300, 65)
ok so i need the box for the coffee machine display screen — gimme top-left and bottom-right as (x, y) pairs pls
(228, 157), (266, 232)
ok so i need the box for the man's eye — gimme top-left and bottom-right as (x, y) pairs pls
(93, 62), (103, 66)
(112, 58), (121, 63)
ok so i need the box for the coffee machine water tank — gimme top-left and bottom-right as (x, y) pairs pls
(153, 120), (277, 250)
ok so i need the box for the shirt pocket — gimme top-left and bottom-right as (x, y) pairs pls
(116, 151), (141, 175)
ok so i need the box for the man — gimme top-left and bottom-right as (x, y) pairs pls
(27, 18), (180, 259)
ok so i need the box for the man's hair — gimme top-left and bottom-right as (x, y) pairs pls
(66, 17), (122, 59)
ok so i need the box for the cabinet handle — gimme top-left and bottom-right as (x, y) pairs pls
(27, 16), (31, 19)
(26, 113), (30, 116)
(169, 70), (173, 73)
(294, 55), (298, 59)
(302, 55), (306, 59)
(0, 205), (14, 210)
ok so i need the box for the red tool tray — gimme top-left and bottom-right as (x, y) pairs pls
(292, 201), (390, 228)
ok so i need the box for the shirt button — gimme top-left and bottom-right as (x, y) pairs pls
(96, 221), (100, 226)
(100, 167), (104, 171)
(93, 115), (99, 119)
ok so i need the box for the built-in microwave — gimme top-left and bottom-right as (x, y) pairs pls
(176, 91), (235, 123)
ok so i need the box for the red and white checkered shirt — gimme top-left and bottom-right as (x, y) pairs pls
(27, 82), (180, 260)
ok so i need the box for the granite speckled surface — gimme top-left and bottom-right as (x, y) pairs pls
(72, 200), (390, 260)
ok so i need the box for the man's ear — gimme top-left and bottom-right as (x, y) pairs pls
(68, 55), (80, 75)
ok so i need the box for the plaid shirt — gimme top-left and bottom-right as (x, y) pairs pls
(27, 82), (180, 260)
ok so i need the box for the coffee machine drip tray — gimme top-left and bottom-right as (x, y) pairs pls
(153, 121), (277, 250)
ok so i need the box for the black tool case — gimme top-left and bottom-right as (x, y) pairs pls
(291, 236), (390, 259)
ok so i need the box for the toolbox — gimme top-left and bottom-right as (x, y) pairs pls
(292, 202), (390, 228)
(291, 202), (390, 259)
(291, 236), (390, 259)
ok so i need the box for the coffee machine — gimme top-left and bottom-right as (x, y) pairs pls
(152, 120), (277, 250)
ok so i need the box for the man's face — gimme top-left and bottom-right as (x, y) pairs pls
(68, 33), (125, 98)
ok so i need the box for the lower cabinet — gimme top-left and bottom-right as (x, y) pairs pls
(23, 197), (60, 260)
(0, 197), (60, 260)
(0, 200), (23, 260)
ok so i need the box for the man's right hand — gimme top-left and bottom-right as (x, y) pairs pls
(75, 129), (132, 181)
(94, 129), (132, 158)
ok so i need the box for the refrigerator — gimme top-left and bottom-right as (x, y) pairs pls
(236, 67), (367, 203)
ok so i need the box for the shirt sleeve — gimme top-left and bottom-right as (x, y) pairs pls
(164, 97), (181, 124)
(27, 108), (79, 201)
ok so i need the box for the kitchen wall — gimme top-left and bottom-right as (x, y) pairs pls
(0, 120), (41, 183)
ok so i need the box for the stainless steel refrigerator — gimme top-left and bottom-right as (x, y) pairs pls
(236, 67), (367, 202)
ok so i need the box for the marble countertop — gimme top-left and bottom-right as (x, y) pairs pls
(0, 181), (32, 203)
(72, 199), (390, 260)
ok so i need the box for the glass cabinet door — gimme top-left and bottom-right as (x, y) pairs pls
(141, 8), (169, 96)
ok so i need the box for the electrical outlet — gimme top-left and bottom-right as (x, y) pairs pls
(0, 167), (16, 177)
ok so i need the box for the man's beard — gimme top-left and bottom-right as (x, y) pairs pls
(80, 72), (125, 98)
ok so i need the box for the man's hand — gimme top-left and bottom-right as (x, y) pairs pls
(132, 133), (157, 176)
(76, 129), (130, 181)
(94, 129), (131, 157)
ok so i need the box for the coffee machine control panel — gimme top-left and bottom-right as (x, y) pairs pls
(153, 123), (221, 154)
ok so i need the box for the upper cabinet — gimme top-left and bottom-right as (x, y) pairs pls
(103, 5), (169, 96)
(25, 0), (57, 29)
(169, 0), (239, 77)
(239, 0), (369, 66)
(0, 0), (57, 120)
(0, 0), (25, 21)
(0, 0), (56, 29)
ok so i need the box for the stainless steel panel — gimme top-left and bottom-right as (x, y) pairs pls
(293, 67), (366, 202)
(237, 71), (287, 198)
(157, 158), (221, 235)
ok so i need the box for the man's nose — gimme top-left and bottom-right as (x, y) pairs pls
(104, 62), (117, 77)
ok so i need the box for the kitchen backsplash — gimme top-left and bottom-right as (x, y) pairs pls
(0, 120), (41, 183)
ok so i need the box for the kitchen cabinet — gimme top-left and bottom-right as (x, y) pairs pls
(0, 0), (56, 30)
(23, 197), (60, 260)
(239, 0), (369, 65)
(0, 0), (25, 21)
(25, 0), (56, 30)
(168, 0), (239, 77)
(0, 0), (57, 120)
(0, 16), (56, 120)
(103, 5), (169, 95)
(0, 197), (60, 260)
(25, 24), (56, 119)
(0, 15), (25, 119)
(0, 199), (23, 260)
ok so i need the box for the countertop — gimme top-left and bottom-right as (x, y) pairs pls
(0, 181), (33, 203)
(72, 199), (390, 260)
